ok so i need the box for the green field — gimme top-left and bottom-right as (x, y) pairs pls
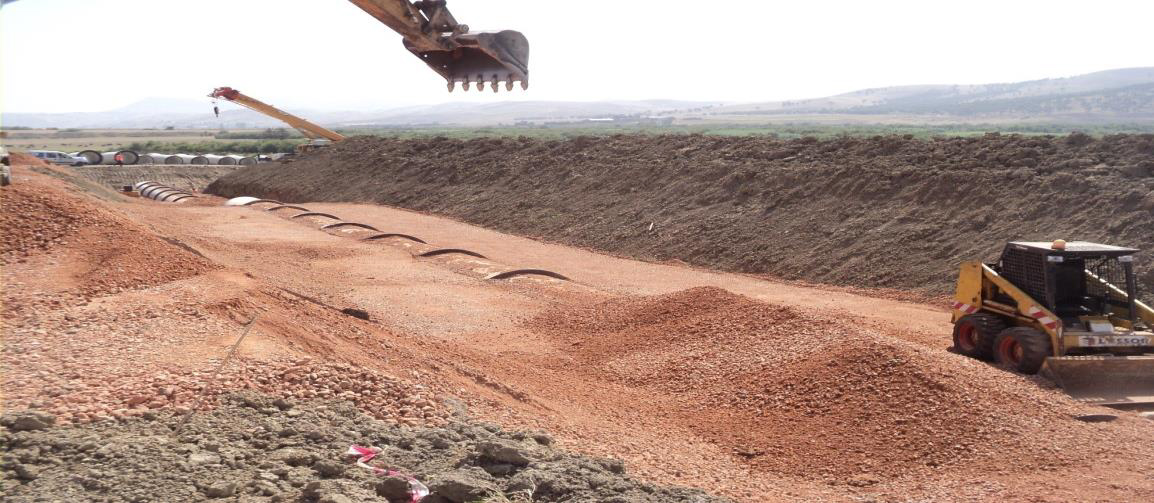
(341, 122), (1154, 140)
(4, 122), (1152, 154)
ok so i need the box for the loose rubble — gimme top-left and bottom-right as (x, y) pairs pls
(0, 392), (720, 503)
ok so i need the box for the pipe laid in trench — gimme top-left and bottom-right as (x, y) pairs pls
(137, 183), (194, 203)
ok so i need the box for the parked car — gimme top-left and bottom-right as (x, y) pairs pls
(29, 150), (88, 166)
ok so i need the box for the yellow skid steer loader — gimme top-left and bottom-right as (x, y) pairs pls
(952, 241), (1154, 406)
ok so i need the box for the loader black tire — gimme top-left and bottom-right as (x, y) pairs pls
(993, 327), (1052, 374)
(952, 313), (1006, 360)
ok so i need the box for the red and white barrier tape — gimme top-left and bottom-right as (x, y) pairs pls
(347, 445), (430, 502)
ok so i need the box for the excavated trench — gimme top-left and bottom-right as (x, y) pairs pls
(207, 133), (1154, 302)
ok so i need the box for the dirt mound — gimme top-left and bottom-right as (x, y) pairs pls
(1, 392), (720, 503)
(0, 177), (88, 263)
(0, 167), (216, 300)
(525, 287), (1154, 484)
(208, 133), (1154, 300)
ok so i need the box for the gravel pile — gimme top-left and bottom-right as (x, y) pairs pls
(0, 169), (216, 298)
(526, 287), (1154, 484)
(0, 174), (91, 265)
(1, 392), (720, 503)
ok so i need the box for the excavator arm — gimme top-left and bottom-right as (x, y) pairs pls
(347, 0), (529, 92)
(208, 87), (345, 143)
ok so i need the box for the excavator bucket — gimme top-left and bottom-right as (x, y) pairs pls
(347, 0), (529, 92)
(406, 30), (530, 92)
(1041, 355), (1154, 406)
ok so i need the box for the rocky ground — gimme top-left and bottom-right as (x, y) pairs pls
(1, 392), (717, 502)
(207, 133), (1154, 302)
(4, 153), (1154, 502)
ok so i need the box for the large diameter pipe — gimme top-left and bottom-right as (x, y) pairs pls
(74, 150), (102, 164)
(217, 155), (237, 165)
(99, 150), (140, 165)
(225, 196), (260, 206)
(189, 155), (209, 165)
(142, 153), (171, 164)
(237, 156), (258, 165)
(138, 183), (195, 203)
(150, 153), (183, 164)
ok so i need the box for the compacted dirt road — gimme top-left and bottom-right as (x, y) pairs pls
(4, 163), (1154, 502)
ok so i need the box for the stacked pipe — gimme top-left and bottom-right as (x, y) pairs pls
(134, 181), (196, 203)
(106, 153), (255, 165)
(202, 154), (231, 165)
(67, 150), (141, 165)
(141, 153), (183, 164)
(72, 150), (103, 165)
(65, 150), (261, 166)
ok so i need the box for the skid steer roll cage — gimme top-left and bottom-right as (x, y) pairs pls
(953, 261), (1154, 357)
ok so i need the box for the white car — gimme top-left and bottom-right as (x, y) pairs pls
(29, 150), (88, 166)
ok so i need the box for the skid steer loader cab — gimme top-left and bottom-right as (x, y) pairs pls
(997, 242), (1146, 338)
(952, 240), (1154, 406)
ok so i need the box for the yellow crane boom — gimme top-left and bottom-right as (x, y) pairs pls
(207, 87), (345, 143)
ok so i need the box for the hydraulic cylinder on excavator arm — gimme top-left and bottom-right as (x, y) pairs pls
(347, 0), (529, 92)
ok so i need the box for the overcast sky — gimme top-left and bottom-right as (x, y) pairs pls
(3, 0), (1153, 113)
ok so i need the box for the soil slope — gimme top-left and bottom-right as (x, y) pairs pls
(207, 133), (1154, 300)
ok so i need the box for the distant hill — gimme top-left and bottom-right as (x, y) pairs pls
(1, 99), (714, 129)
(4, 68), (1153, 129)
(708, 67), (1154, 122)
